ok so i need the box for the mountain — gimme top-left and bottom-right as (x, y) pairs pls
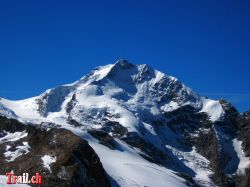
(0, 60), (249, 187)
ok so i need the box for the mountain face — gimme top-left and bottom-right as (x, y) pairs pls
(0, 60), (249, 187)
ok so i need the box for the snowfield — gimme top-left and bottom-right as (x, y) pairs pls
(82, 131), (187, 187)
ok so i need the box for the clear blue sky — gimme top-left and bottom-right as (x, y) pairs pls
(0, 0), (249, 112)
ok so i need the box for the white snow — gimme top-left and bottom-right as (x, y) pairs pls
(75, 85), (140, 132)
(201, 98), (224, 122)
(0, 97), (48, 124)
(92, 64), (114, 81)
(4, 142), (30, 162)
(153, 70), (165, 84)
(82, 131), (187, 187)
(161, 101), (180, 112)
(0, 131), (30, 162)
(0, 62), (230, 187)
(166, 145), (214, 187)
(232, 138), (250, 174)
(0, 102), (17, 118)
(0, 131), (28, 143)
(41, 155), (57, 173)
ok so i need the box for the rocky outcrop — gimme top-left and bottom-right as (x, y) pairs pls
(0, 116), (111, 187)
(164, 103), (249, 187)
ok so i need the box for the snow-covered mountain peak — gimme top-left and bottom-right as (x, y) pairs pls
(0, 60), (249, 187)
(0, 60), (224, 124)
(113, 59), (135, 69)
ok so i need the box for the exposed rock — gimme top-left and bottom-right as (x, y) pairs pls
(234, 168), (250, 187)
(192, 127), (230, 186)
(121, 132), (169, 166)
(101, 120), (128, 138)
(0, 116), (111, 187)
(88, 129), (116, 150)
(236, 111), (250, 156)
(36, 86), (72, 117)
(66, 93), (77, 114)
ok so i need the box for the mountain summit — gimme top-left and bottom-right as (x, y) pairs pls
(0, 60), (249, 187)
(0, 60), (222, 123)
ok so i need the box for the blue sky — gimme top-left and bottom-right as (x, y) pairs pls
(0, 0), (249, 112)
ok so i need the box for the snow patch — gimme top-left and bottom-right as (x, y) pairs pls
(41, 155), (57, 173)
(4, 142), (30, 162)
(161, 101), (180, 112)
(232, 138), (250, 174)
(92, 64), (114, 81)
(166, 145), (214, 187)
(0, 131), (28, 143)
(201, 98), (224, 122)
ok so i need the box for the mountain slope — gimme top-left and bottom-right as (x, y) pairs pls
(0, 116), (111, 187)
(0, 60), (249, 187)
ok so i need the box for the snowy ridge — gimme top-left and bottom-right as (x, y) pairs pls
(0, 60), (224, 126)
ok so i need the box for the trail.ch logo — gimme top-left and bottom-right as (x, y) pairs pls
(2, 171), (42, 185)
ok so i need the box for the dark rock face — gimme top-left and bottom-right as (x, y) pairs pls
(0, 116), (111, 187)
(85, 103), (249, 187)
(164, 105), (211, 138)
(193, 127), (230, 187)
(163, 103), (250, 187)
(100, 120), (128, 138)
(236, 111), (250, 157)
(234, 111), (250, 187)
(88, 129), (116, 150)
(121, 132), (169, 166)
